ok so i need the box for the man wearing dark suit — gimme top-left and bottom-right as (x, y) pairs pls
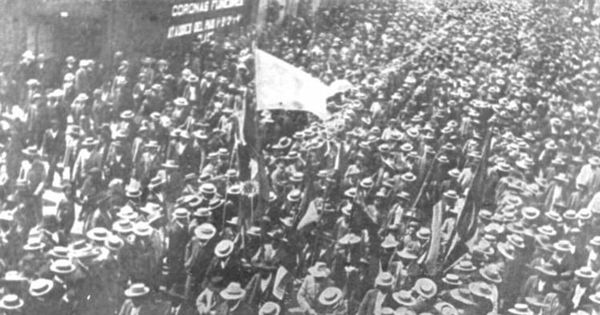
(184, 223), (216, 299)
(163, 284), (198, 315)
(167, 209), (190, 290)
(40, 119), (64, 188)
(118, 283), (168, 315)
(357, 272), (396, 315)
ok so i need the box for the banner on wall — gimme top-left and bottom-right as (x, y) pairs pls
(167, 0), (250, 40)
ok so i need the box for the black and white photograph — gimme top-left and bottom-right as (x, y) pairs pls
(0, 0), (598, 313)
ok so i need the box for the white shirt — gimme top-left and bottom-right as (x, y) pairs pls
(374, 291), (386, 315)
(572, 285), (587, 309)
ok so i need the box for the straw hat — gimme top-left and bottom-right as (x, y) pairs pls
(214, 240), (234, 258)
(414, 278), (437, 298)
(392, 290), (417, 307)
(479, 266), (502, 284)
(553, 240), (573, 253)
(534, 263), (557, 277)
(308, 262), (330, 278)
(112, 219), (134, 234)
(508, 303), (534, 315)
(590, 291), (600, 304)
(375, 272), (394, 287)
(124, 283), (150, 298)
(105, 235), (124, 251)
(29, 278), (54, 297)
(23, 240), (45, 251)
(86, 227), (111, 242)
(454, 260), (476, 273)
(434, 302), (458, 315)
(0, 294), (23, 310)
(318, 287), (343, 306)
(449, 288), (476, 306)
(575, 266), (598, 279)
(133, 222), (153, 237)
(259, 302), (281, 315)
(50, 259), (76, 275)
(381, 234), (399, 249)
(194, 223), (217, 241)
(220, 282), (246, 300)
(338, 233), (361, 246)
(469, 281), (494, 300)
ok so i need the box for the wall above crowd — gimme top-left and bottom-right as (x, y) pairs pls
(6, 0), (254, 67)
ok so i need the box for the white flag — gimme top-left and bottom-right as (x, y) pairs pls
(255, 48), (332, 120)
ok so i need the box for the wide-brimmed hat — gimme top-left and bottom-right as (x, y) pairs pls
(590, 291), (600, 304)
(392, 290), (417, 306)
(575, 266), (598, 279)
(508, 303), (534, 315)
(479, 266), (502, 284)
(469, 281), (494, 299)
(29, 278), (54, 297)
(148, 176), (165, 190)
(112, 219), (134, 234)
(86, 227), (111, 242)
(308, 262), (330, 278)
(534, 263), (557, 277)
(553, 240), (573, 253)
(120, 110), (135, 120)
(220, 282), (246, 300)
(172, 208), (189, 220)
(105, 235), (124, 251)
(125, 185), (141, 199)
(318, 287), (343, 306)
(434, 302), (457, 315)
(497, 242), (516, 260)
(133, 222), (153, 237)
(414, 278), (437, 298)
(194, 223), (216, 241)
(46, 246), (69, 259)
(449, 288), (476, 306)
(23, 240), (45, 251)
(214, 240), (234, 258)
(50, 259), (76, 275)
(344, 187), (357, 199)
(537, 225), (557, 237)
(161, 159), (179, 170)
(454, 260), (476, 273)
(139, 203), (162, 216)
(22, 146), (40, 157)
(381, 234), (399, 249)
(544, 211), (563, 223)
(287, 189), (302, 202)
(507, 234), (525, 249)
(590, 236), (600, 247)
(441, 273), (463, 287)
(401, 172), (417, 182)
(589, 156), (600, 166)
(259, 302), (281, 315)
(0, 294), (24, 310)
(521, 207), (540, 220)
(125, 283), (150, 297)
(563, 209), (577, 221)
(338, 233), (361, 246)
(397, 247), (419, 260)
(375, 272), (394, 287)
(395, 306), (417, 315)
(443, 190), (459, 199)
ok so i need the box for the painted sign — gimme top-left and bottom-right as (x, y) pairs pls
(167, 0), (249, 39)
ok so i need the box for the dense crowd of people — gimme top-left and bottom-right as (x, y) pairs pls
(0, 0), (598, 314)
